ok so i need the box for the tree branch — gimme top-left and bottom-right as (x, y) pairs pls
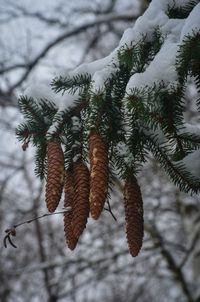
(3, 207), (72, 249)
(3, 11), (138, 92)
(146, 224), (195, 302)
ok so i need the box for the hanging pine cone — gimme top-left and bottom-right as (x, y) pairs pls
(71, 161), (90, 238)
(89, 133), (109, 220)
(124, 176), (144, 257)
(45, 141), (65, 213)
(63, 169), (78, 250)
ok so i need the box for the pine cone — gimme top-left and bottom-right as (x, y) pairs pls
(124, 176), (144, 257)
(45, 141), (65, 213)
(64, 169), (78, 250)
(71, 161), (90, 238)
(89, 133), (109, 220)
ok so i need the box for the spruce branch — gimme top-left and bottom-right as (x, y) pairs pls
(177, 132), (200, 151)
(176, 30), (200, 85)
(47, 95), (88, 141)
(146, 134), (200, 193)
(16, 122), (42, 142)
(51, 73), (91, 95)
(167, 0), (198, 19)
(18, 96), (47, 129)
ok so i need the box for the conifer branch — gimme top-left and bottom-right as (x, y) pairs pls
(13, 0), (200, 258)
(19, 96), (47, 129)
(146, 134), (200, 193)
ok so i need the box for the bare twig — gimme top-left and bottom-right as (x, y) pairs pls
(180, 232), (200, 268)
(3, 207), (72, 249)
(146, 224), (195, 302)
(104, 200), (117, 221)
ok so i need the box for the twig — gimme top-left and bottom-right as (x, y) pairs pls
(6, 11), (138, 92)
(3, 207), (72, 249)
(180, 232), (200, 268)
(104, 200), (117, 221)
(146, 224), (195, 302)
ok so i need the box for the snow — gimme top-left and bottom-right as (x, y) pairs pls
(72, 116), (81, 130)
(126, 37), (179, 93)
(25, 81), (78, 110)
(25, 0), (200, 105)
(25, 0), (200, 180)
(47, 91), (80, 136)
(182, 150), (200, 178)
(182, 123), (200, 136)
(67, 0), (200, 92)
(119, 28), (135, 46)
(68, 54), (114, 78)
(25, 82), (55, 103)
(180, 3), (200, 40)
(132, 1), (168, 42)
(161, 19), (185, 39)
(116, 141), (135, 165)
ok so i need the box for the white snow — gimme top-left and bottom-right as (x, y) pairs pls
(69, 54), (114, 78)
(25, 0), (200, 103)
(182, 150), (200, 178)
(180, 3), (200, 40)
(126, 37), (179, 93)
(25, 81), (78, 110)
(47, 91), (80, 136)
(161, 18), (185, 39)
(116, 141), (135, 165)
(25, 82), (55, 103)
(90, 65), (117, 91)
(25, 0), (200, 171)
(132, 0), (168, 42)
(71, 116), (82, 132)
(182, 123), (200, 136)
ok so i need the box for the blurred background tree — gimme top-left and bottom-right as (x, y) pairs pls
(1, 1), (200, 302)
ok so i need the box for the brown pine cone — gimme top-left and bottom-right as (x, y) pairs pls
(45, 141), (65, 213)
(63, 169), (78, 250)
(89, 133), (109, 220)
(124, 176), (144, 257)
(71, 161), (90, 238)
